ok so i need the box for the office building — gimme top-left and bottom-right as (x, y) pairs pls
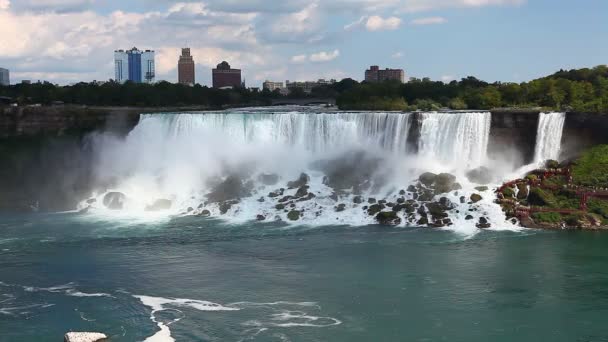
(365, 65), (405, 83)
(286, 79), (336, 94)
(178, 48), (195, 85)
(114, 47), (155, 83)
(262, 80), (284, 92)
(212, 61), (241, 89)
(0, 68), (9, 86)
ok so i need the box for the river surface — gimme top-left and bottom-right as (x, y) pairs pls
(1, 213), (608, 341)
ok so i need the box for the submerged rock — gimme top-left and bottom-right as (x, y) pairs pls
(295, 185), (309, 198)
(145, 199), (172, 211)
(477, 217), (492, 229)
(335, 203), (346, 212)
(64, 332), (107, 342)
(367, 203), (384, 216)
(353, 196), (363, 204)
(199, 209), (211, 217)
(102, 192), (126, 210)
(256, 214), (266, 221)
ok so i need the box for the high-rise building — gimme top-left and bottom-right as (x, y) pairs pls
(114, 47), (155, 83)
(212, 61), (241, 89)
(0, 68), (9, 86)
(365, 65), (405, 83)
(178, 48), (195, 86)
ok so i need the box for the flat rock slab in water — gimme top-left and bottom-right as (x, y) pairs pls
(64, 332), (107, 342)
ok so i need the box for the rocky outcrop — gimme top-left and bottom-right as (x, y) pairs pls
(103, 192), (126, 210)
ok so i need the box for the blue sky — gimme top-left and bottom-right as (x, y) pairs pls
(0, 0), (606, 86)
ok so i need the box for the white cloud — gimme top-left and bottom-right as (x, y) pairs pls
(410, 16), (447, 25)
(10, 0), (93, 13)
(0, 0), (9, 10)
(290, 54), (308, 63)
(365, 15), (401, 31)
(290, 50), (340, 63)
(441, 75), (455, 82)
(398, 0), (525, 13)
(391, 51), (404, 58)
(310, 49), (340, 62)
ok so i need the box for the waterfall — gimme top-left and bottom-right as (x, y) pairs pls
(133, 111), (413, 154)
(418, 111), (491, 169)
(533, 112), (566, 163)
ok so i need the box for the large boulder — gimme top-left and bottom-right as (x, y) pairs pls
(287, 210), (301, 221)
(315, 151), (381, 192)
(145, 199), (172, 211)
(470, 193), (483, 203)
(375, 211), (402, 225)
(466, 166), (493, 185)
(102, 192), (126, 210)
(434, 173), (457, 194)
(206, 175), (252, 203)
(545, 160), (560, 169)
(419, 172), (437, 186)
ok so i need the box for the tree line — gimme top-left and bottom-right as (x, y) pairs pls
(0, 65), (607, 113)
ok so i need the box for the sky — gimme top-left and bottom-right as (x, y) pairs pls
(0, 0), (606, 86)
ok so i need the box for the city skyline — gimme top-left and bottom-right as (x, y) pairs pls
(0, 0), (607, 86)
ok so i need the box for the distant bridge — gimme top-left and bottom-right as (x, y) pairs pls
(270, 98), (336, 106)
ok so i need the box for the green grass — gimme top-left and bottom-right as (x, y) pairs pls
(532, 212), (562, 224)
(572, 145), (608, 187)
(588, 199), (608, 224)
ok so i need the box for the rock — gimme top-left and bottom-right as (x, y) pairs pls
(279, 195), (294, 203)
(396, 197), (405, 204)
(378, 200), (387, 205)
(287, 210), (301, 221)
(516, 183), (529, 200)
(407, 185), (417, 192)
(275, 203), (285, 210)
(545, 159), (560, 169)
(476, 217), (491, 229)
(417, 206), (427, 216)
(452, 183), (463, 190)
(375, 211), (402, 225)
(465, 215), (474, 220)
(295, 185), (309, 198)
(287, 173), (310, 189)
(102, 192), (126, 210)
(417, 216), (429, 225)
(386, 202), (395, 207)
(219, 201), (234, 214)
(186, 207), (194, 212)
(258, 173), (280, 186)
(198, 203), (204, 209)
(353, 196), (363, 204)
(460, 196), (466, 204)
(426, 202), (449, 219)
(257, 197), (265, 202)
(439, 197), (453, 209)
(434, 173), (457, 194)
(329, 193), (339, 201)
(367, 204), (384, 216)
(466, 166), (493, 184)
(475, 186), (489, 192)
(368, 197), (377, 204)
(145, 199), (172, 211)
(335, 203), (346, 212)
(418, 190), (434, 202)
(199, 209), (211, 217)
(297, 193), (316, 202)
(268, 191), (280, 198)
(256, 214), (266, 221)
(64, 332), (108, 342)
(399, 189), (406, 195)
(86, 198), (96, 204)
(419, 172), (437, 186)
(206, 175), (251, 203)
(78, 206), (90, 214)
(470, 193), (483, 203)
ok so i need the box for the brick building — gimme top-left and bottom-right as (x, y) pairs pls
(364, 65), (405, 83)
(178, 48), (195, 86)
(212, 61), (242, 89)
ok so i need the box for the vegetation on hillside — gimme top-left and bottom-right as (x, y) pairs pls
(0, 65), (607, 112)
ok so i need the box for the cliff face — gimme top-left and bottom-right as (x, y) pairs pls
(561, 112), (608, 161)
(488, 110), (540, 166)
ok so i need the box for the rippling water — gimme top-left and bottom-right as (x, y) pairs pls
(1, 213), (608, 341)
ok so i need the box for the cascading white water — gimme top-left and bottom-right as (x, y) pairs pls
(418, 111), (491, 169)
(533, 112), (566, 163)
(81, 108), (518, 235)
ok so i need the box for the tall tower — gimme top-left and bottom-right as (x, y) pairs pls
(178, 48), (195, 86)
